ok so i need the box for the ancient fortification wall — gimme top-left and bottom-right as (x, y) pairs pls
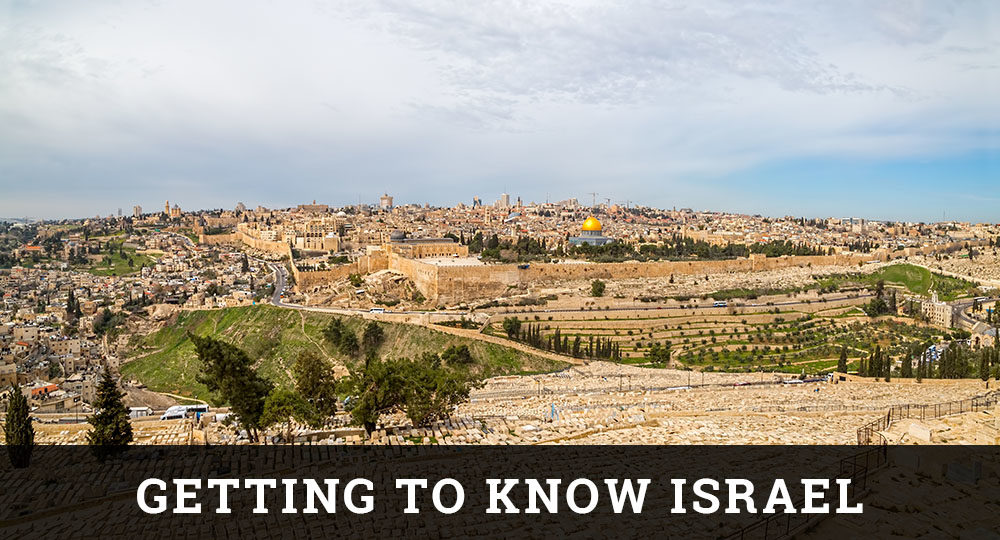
(237, 230), (293, 259)
(293, 263), (361, 290)
(198, 233), (238, 245)
(390, 255), (440, 301)
(415, 254), (864, 305)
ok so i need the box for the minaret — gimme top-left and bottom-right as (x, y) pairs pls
(165, 200), (170, 214)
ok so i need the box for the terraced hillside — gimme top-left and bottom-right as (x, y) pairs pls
(487, 303), (949, 375)
(122, 305), (565, 403)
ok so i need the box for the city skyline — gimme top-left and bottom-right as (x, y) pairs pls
(1, 1), (998, 221)
(3, 186), (998, 225)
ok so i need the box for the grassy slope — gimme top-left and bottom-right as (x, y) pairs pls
(121, 305), (565, 403)
(77, 246), (157, 276)
(877, 264), (931, 295)
(810, 263), (974, 300)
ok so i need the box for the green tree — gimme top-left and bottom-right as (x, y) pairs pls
(192, 334), (273, 441)
(48, 361), (63, 380)
(241, 253), (250, 273)
(441, 344), (474, 365)
(502, 317), (522, 339)
(341, 355), (408, 434)
(66, 289), (81, 321)
(323, 318), (344, 343)
(260, 388), (318, 441)
(362, 321), (385, 352)
(338, 331), (359, 357)
(863, 297), (889, 317)
(400, 353), (482, 427)
(646, 343), (671, 367)
(323, 318), (359, 357)
(4, 383), (34, 468)
(837, 346), (848, 373)
(292, 351), (339, 419)
(468, 232), (484, 253)
(591, 279), (606, 297)
(87, 370), (133, 460)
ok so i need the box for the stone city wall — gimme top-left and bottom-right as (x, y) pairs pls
(293, 263), (361, 290)
(292, 253), (392, 292)
(893, 239), (990, 259)
(389, 254), (441, 301)
(237, 230), (293, 259)
(422, 254), (865, 304)
(197, 233), (239, 245)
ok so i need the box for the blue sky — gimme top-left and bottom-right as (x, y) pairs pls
(0, 1), (997, 222)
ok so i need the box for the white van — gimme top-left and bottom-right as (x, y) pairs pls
(159, 404), (209, 420)
(160, 406), (186, 420)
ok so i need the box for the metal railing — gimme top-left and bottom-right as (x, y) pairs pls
(723, 445), (887, 540)
(857, 389), (1000, 445)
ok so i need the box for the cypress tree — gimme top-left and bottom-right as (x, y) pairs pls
(4, 383), (34, 468)
(901, 353), (913, 378)
(87, 370), (133, 460)
(837, 346), (847, 373)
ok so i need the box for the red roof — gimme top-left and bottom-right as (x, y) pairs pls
(30, 384), (59, 396)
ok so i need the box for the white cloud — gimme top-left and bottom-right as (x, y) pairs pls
(0, 0), (996, 219)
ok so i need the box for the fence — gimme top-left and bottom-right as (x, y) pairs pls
(723, 445), (887, 540)
(857, 390), (1000, 445)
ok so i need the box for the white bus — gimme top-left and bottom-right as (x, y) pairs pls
(713, 301), (728, 307)
(369, 307), (385, 314)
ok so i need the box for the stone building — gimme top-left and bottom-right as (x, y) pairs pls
(921, 293), (955, 329)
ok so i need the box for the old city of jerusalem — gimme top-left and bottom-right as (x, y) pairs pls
(2, 197), (998, 447)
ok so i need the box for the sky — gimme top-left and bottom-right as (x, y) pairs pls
(0, 0), (997, 222)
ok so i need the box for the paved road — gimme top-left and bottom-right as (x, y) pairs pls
(953, 296), (998, 332)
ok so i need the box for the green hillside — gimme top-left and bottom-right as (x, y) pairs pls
(122, 305), (565, 403)
(815, 263), (977, 300)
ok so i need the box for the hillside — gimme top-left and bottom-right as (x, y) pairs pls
(121, 305), (566, 403)
(815, 263), (977, 300)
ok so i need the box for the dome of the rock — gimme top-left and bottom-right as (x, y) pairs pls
(581, 216), (602, 232)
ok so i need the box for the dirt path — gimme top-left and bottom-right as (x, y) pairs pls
(120, 346), (166, 365)
(299, 311), (333, 360)
(156, 392), (208, 405)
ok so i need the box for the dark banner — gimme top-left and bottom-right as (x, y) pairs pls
(1, 445), (996, 539)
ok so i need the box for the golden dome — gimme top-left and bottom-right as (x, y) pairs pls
(581, 216), (602, 232)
